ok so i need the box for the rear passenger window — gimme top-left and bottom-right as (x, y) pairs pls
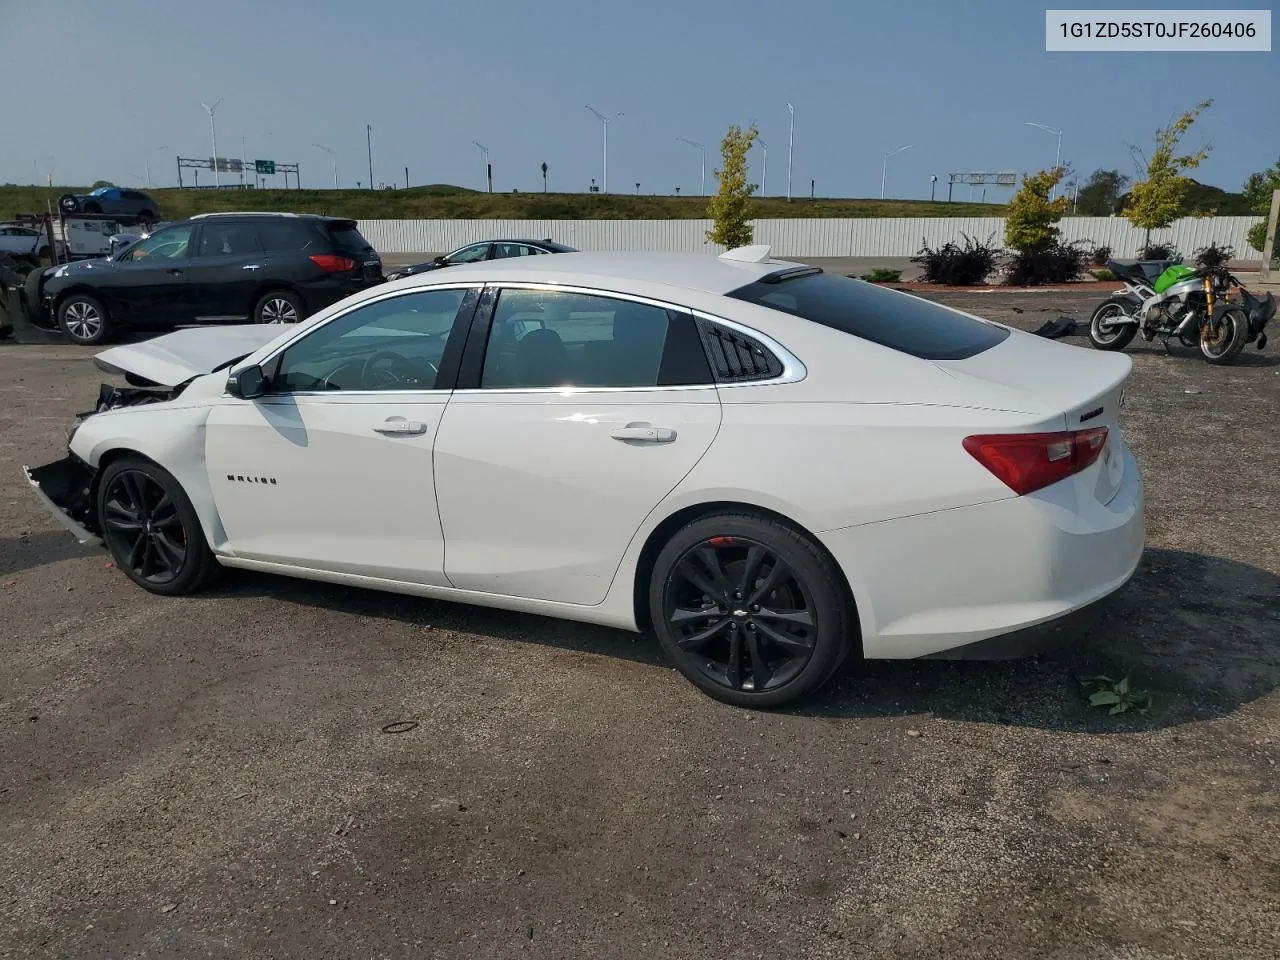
(196, 222), (263, 257)
(258, 221), (319, 252)
(480, 289), (712, 389)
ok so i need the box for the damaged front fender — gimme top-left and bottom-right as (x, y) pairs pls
(24, 455), (101, 546)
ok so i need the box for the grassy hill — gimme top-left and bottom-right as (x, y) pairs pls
(2, 183), (1007, 222)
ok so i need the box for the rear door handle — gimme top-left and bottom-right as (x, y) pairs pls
(611, 424), (676, 443)
(373, 418), (428, 436)
(242, 264), (262, 271)
(167, 268), (184, 275)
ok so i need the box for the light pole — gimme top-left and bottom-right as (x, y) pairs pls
(313, 143), (338, 189)
(756, 135), (767, 198)
(880, 144), (913, 199)
(33, 155), (54, 187)
(143, 145), (168, 188)
(585, 105), (622, 194)
(677, 138), (706, 196)
(472, 141), (491, 193)
(366, 124), (374, 190)
(201, 98), (223, 187)
(1024, 121), (1063, 199)
(786, 102), (794, 202)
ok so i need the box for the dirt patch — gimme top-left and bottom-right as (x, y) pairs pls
(2, 293), (1278, 959)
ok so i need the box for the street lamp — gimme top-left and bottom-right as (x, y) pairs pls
(144, 146), (168, 188)
(201, 98), (223, 187)
(755, 135), (767, 198)
(786, 102), (795, 201)
(585, 105), (622, 194)
(472, 140), (491, 192)
(1024, 121), (1063, 199)
(313, 143), (338, 189)
(677, 137), (706, 196)
(880, 144), (913, 199)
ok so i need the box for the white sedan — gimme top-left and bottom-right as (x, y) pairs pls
(24, 245), (1144, 708)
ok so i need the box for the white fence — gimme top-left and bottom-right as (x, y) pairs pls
(359, 215), (1265, 259)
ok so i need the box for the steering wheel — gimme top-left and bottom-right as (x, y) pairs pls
(360, 350), (437, 389)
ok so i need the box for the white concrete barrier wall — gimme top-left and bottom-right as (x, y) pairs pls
(359, 215), (1265, 259)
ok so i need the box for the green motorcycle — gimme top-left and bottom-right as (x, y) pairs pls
(1088, 257), (1274, 365)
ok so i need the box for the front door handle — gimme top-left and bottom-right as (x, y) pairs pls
(167, 268), (184, 276)
(242, 264), (262, 271)
(373, 418), (428, 436)
(611, 424), (676, 443)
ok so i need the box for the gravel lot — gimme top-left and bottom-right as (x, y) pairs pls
(2, 290), (1279, 959)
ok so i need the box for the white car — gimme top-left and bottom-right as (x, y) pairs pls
(24, 245), (1144, 708)
(0, 222), (62, 262)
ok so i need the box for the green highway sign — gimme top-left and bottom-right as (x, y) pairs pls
(254, 160), (276, 175)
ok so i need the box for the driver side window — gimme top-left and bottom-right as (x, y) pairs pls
(117, 224), (194, 262)
(447, 243), (489, 264)
(270, 288), (469, 393)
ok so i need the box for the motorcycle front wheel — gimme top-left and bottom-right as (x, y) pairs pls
(1200, 306), (1249, 365)
(1089, 299), (1138, 351)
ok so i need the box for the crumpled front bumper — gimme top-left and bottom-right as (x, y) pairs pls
(23, 455), (102, 546)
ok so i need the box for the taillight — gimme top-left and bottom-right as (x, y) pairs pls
(309, 254), (356, 272)
(963, 427), (1108, 496)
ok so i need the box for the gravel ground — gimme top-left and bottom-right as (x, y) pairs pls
(2, 290), (1279, 959)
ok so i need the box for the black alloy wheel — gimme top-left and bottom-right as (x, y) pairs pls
(651, 513), (852, 708)
(97, 457), (220, 595)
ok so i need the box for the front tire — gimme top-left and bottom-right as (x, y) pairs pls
(97, 456), (221, 596)
(1200, 306), (1249, 365)
(57, 293), (114, 345)
(649, 513), (854, 709)
(1088, 299), (1138, 351)
(252, 289), (306, 324)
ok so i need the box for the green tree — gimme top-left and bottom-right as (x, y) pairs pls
(1075, 169), (1129, 216)
(1242, 158), (1280, 253)
(90, 179), (116, 188)
(1123, 99), (1213, 246)
(1004, 167), (1068, 254)
(706, 123), (758, 248)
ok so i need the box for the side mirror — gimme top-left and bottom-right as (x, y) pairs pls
(226, 364), (267, 399)
(433, 256), (447, 266)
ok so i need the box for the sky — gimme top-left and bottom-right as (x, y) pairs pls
(1, 0), (1275, 200)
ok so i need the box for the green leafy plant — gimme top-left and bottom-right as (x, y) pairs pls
(1092, 268), (1116, 281)
(858, 267), (902, 283)
(1004, 167), (1069, 255)
(1124, 99), (1213, 247)
(705, 123), (758, 249)
(1247, 221), (1270, 256)
(1139, 242), (1180, 260)
(911, 232), (1001, 285)
(1004, 240), (1090, 285)
(1086, 675), (1150, 715)
(1076, 169), (1130, 216)
(1091, 244), (1112, 266)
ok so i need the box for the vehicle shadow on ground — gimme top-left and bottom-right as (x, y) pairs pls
(211, 546), (1278, 733)
(0, 531), (97, 578)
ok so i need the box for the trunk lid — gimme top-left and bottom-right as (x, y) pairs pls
(935, 327), (1132, 503)
(93, 325), (285, 387)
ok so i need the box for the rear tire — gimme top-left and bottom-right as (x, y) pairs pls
(1200, 306), (1249, 365)
(97, 456), (221, 596)
(1088, 299), (1138, 351)
(252, 289), (306, 324)
(649, 512), (854, 709)
(57, 292), (114, 345)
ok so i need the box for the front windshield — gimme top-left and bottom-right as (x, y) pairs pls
(89, 187), (110, 197)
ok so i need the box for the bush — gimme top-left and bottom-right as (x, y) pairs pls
(857, 267), (902, 283)
(1003, 240), (1091, 285)
(1092, 268), (1116, 281)
(1193, 242), (1234, 278)
(1091, 244), (1112, 266)
(910, 233), (1000, 286)
(1247, 220), (1271, 255)
(1139, 241), (1179, 260)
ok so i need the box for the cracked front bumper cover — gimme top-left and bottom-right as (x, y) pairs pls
(24, 455), (102, 546)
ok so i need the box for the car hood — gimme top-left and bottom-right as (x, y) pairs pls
(93, 325), (285, 387)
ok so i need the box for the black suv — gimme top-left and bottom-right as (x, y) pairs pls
(31, 212), (383, 345)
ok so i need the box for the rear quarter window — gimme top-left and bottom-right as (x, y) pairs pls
(726, 272), (1009, 360)
(258, 220), (321, 252)
(327, 223), (374, 256)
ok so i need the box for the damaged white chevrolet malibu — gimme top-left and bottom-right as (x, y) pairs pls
(24, 246), (1144, 708)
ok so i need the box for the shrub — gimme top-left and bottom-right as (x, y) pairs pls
(1092, 268), (1116, 281)
(1004, 168), (1068, 254)
(1003, 240), (1091, 285)
(857, 267), (902, 283)
(1091, 244), (1112, 266)
(910, 233), (1000, 286)
(1246, 220), (1271, 255)
(1193, 242), (1234, 278)
(1139, 241), (1179, 260)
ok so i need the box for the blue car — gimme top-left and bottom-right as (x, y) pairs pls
(58, 187), (160, 226)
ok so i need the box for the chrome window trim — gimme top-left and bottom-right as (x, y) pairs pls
(454, 281), (807, 396)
